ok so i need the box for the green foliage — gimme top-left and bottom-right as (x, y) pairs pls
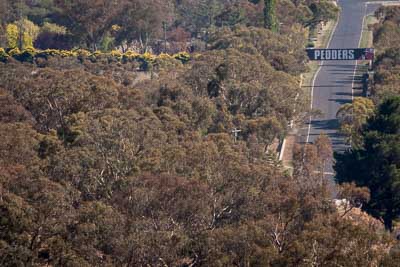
(41, 22), (67, 35)
(306, 0), (339, 28)
(307, 42), (315, 48)
(336, 97), (375, 148)
(99, 33), (115, 52)
(264, 0), (278, 32)
(335, 97), (400, 231)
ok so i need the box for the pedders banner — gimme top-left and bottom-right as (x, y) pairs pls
(306, 48), (375, 61)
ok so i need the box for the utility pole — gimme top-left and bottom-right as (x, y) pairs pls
(231, 128), (241, 143)
(162, 21), (167, 53)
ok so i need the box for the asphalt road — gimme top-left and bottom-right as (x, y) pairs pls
(304, 0), (385, 174)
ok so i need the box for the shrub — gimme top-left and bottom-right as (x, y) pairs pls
(107, 50), (123, 62)
(0, 48), (9, 62)
(36, 49), (60, 59)
(74, 49), (91, 62)
(61, 50), (77, 57)
(14, 46), (36, 63)
(89, 50), (103, 62)
(137, 52), (156, 71)
(157, 53), (173, 60)
(173, 52), (191, 63)
(7, 47), (21, 57)
(154, 53), (182, 70)
(122, 50), (140, 63)
(37, 49), (77, 59)
(0, 47), (192, 69)
(41, 22), (67, 35)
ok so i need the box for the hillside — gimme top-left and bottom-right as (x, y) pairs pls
(1, 1), (400, 266)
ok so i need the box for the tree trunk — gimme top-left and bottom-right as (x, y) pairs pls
(384, 211), (393, 232)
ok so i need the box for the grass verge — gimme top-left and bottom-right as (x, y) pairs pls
(360, 15), (378, 48)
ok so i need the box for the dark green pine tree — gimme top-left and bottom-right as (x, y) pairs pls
(264, 0), (278, 32)
(335, 97), (400, 231)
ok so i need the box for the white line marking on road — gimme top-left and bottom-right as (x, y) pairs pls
(306, 12), (340, 144)
(366, 1), (400, 5)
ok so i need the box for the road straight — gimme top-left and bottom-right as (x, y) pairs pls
(305, 0), (384, 173)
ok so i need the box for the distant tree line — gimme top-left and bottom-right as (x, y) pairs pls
(0, 0), (338, 53)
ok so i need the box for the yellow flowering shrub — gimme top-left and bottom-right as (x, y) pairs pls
(157, 53), (173, 60)
(36, 49), (59, 58)
(74, 49), (91, 62)
(8, 47), (21, 57)
(111, 25), (122, 32)
(89, 50), (102, 59)
(136, 52), (156, 71)
(109, 50), (123, 61)
(74, 49), (91, 57)
(173, 52), (190, 63)
(0, 46), (191, 68)
(60, 50), (77, 57)
(124, 50), (140, 58)
(193, 53), (202, 59)
(122, 50), (140, 63)
(154, 53), (182, 70)
(19, 47), (36, 62)
(141, 52), (156, 61)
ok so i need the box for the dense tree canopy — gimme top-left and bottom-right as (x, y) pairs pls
(0, 0), (338, 52)
(371, 6), (400, 101)
(335, 97), (400, 231)
(0, 1), (397, 266)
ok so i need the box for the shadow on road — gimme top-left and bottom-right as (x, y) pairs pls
(335, 92), (352, 96)
(322, 64), (358, 68)
(310, 119), (340, 130)
(328, 98), (352, 104)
